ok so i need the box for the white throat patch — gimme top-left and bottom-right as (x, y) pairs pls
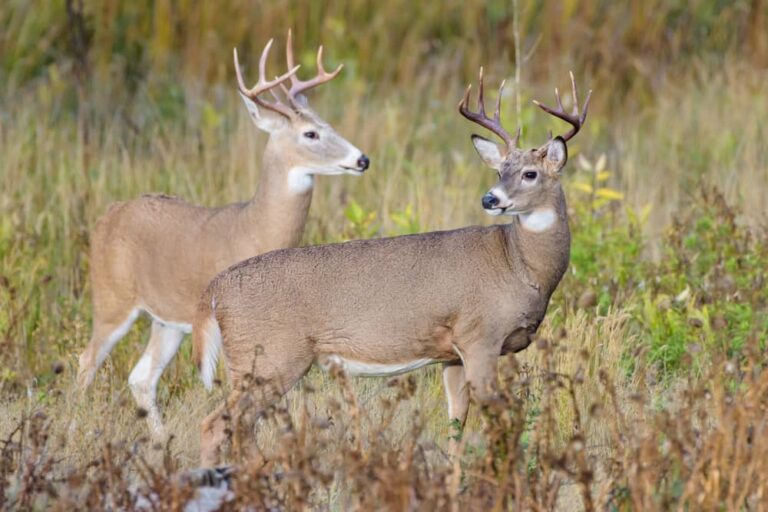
(520, 208), (557, 233)
(287, 167), (316, 194)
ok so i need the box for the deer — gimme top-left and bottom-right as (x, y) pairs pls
(76, 32), (370, 435)
(192, 69), (591, 466)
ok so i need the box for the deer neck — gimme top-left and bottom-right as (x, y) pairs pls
(237, 143), (313, 254)
(504, 188), (570, 297)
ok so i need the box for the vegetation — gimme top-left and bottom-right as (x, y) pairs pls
(1, 1), (767, 509)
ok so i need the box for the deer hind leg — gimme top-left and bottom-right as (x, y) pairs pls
(442, 362), (470, 458)
(200, 389), (244, 468)
(128, 321), (184, 437)
(200, 351), (314, 467)
(77, 306), (140, 390)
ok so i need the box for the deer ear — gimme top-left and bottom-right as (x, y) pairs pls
(471, 134), (506, 170)
(544, 136), (568, 173)
(239, 92), (288, 132)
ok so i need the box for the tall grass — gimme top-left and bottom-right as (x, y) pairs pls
(2, 333), (767, 509)
(3, 1), (765, 93)
(1, 1), (767, 509)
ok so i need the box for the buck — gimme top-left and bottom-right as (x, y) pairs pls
(193, 70), (591, 466)
(76, 32), (370, 434)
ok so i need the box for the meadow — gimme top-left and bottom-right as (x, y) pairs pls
(1, 1), (767, 509)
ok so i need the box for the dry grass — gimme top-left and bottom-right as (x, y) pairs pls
(2, 330), (767, 509)
(1, 2), (768, 510)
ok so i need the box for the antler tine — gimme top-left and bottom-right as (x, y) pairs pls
(257, 39), (273, 86)
(532, 71), (592, 142)
(476, 67), (486, 117)
(233, 41), (299, 119)
(569, 72), (578, 116)
(286, 29), (296, 73)
(285, 30), (343, 104)
(233, 47), (250, 95)
(495, 79), (521, 147)
(458, 67), (518, 150)
(572, 71), (592, 125)
(492, 78), (504, 123)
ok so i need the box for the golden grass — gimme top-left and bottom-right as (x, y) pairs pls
(1, 2), (768, 509)
(4, 315), (766, 509)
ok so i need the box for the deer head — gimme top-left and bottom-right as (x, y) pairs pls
(234, 31), (369, 192)
(460, 69), (591, 219)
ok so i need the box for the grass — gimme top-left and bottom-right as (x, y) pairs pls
(1, 1), (768, 509)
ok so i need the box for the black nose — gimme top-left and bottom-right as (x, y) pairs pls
(357, 154), (370, 171)
(482, 193), (499, 209)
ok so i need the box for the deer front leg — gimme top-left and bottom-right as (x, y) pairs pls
(462, 341), (501, 405)
(442, 362), (469, 458)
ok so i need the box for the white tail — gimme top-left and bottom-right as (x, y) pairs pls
(196, 70), (592, 466)
(197, 303), (222, 392)
(76, 31), (369, 436)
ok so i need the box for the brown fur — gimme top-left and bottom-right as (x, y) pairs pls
(77, 96), (367, 435)
(193, 141), (572, 466)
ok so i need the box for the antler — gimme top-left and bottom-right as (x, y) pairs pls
(234, 39), (300, 119)
(459, 67), (520, 151)
(284, 29), (343, 105)
(532, 71), (592, 142)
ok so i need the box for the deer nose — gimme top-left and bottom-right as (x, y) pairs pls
(357, 154), (370, 171)
(482, 193), (500, 209)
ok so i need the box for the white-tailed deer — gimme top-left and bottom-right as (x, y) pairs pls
(193, 70), (591, 466)
(77, 32), (369, 434)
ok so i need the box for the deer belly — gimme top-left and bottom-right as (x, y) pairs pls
(317, 355), (435, 377)
(142, 306), (193, 333)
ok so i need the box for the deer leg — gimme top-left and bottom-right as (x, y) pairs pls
(200, 351), (314, 467)
(128, 321), (184, 437)
(462, 342), (501, 404)
(77, 307), (140, 390)
(200, 391), (240, 468)
(199, 383), (290, 468)
(442, 362), (469, 458)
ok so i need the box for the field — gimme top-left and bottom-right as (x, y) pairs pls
(1, 1), (767, 509)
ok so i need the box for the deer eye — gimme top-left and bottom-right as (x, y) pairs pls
(523, 171), (538, 180)
(303, 130), (319, 140)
